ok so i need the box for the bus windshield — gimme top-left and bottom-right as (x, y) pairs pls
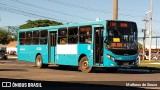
(106, 21), (138, 50)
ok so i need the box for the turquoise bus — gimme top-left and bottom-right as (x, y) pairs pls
(17, 20), (139, 73)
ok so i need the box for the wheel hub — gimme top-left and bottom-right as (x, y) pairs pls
(82, 61), (89, 70)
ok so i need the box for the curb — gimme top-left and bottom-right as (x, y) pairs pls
(119, 69), (160, 73)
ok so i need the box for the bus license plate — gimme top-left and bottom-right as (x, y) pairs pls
(123, 62), (129, 66)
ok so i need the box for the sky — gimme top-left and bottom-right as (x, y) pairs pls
(0, 0), (160, 48)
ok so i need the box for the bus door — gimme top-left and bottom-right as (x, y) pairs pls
(48, 31), (57, 63)
(94, 27), (104, 66)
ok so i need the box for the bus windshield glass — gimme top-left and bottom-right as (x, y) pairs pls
(106, 21), (138, 50)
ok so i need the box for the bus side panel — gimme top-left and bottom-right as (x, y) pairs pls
(28, 46), (36, 62)
(66, 55), (78, 65)
(27, 45), (43, 63)
(34, 45), (48, 64)
(56, 54), (68, 65)
(56, 45), (78, 66)
(18, 45), (28, 61)
(78, 44), (93, 66)
(55, 44), (93, 66)
(18, 45), (48, 64)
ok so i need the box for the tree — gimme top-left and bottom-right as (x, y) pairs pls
(19, 19), (63, 29)
(0, 29), (11, 44)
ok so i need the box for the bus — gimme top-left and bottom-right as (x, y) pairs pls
(17, 20), (139, 73)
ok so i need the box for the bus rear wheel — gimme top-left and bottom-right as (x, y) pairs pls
(79, 56), (92, 73)
(35, 55), (47, 68)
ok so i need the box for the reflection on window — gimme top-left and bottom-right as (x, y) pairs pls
(79, 35), (92, 43)
(33, 38), (39, 44)
(58, 37), (67, 44)
(68, 36), (78, 44)
(58, 28), (67, 36)
(20, 39), (25, 45)
(26, 38), (32, 45)
(79, 26), (92, 34)
(40, 38), (47, 44)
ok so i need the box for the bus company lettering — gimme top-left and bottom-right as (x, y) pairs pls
(12, 82), (42, 87)
(28, 83), (42, 87)
(36, 47), (42, 50)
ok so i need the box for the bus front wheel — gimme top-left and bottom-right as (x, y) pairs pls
(79, 56), (92, 73)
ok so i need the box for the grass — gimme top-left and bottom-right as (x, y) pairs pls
(138, 60), (160, 70)
(140, 60), (160, 63)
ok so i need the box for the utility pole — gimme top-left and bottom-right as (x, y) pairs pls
(113, 0), (118, 20)
(142, 16), (147, 60)
(149, 0), (153, 61)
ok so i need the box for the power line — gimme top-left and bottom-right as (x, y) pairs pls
(10, 0), (92, 21)
(0, 3), (71, 23)
(47, 0), (111, 13)
(47, 0), (144, 18)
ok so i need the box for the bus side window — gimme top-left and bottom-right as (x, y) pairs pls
(59, 37), (67, 44)
(19, 32), (26, 45)
(79, 26), (92, 44)
(58, 28), (67, 44)
(68, 27), (78, 44)
(26, 31), (32, 45)
(40, 30), (48, 45)
(33, 31), (39, 45)
(79, 36), (85, 43)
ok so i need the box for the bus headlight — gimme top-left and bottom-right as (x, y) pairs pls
(106, 54), (111, 58)
(106, 54), (115, 61)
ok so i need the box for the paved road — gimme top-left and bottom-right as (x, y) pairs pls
(0, 57), (160, 89)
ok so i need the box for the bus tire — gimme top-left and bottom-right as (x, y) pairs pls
(79, 56), (92, 73)
(35, 55), (46, 68)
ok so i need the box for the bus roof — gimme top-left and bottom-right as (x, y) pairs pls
(18, 20), (136, 32)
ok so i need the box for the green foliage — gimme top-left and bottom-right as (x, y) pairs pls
(0, 29), (11, 44)
(19, 19), (63, 29)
